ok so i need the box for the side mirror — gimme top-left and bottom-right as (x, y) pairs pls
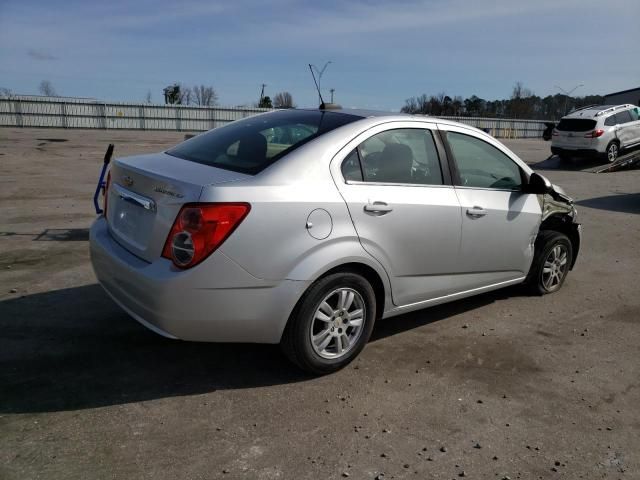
(525, 172), (552, 194)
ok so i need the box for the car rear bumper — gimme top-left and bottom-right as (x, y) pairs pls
(551, 146), (603, 158)
(89, 217), (308, 343)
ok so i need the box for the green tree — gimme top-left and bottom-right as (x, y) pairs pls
(259, 95), (273, 108)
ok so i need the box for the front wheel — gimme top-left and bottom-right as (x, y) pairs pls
(280, 272), (376, 375)
(525, 231), (573, 295)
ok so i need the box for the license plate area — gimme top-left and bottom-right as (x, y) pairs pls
(108, 186), (156, 251)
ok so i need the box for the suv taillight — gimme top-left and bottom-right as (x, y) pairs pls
(162, 203), (250, 269)
(103, 171), (111, 217)
(585, 129), (605, 138)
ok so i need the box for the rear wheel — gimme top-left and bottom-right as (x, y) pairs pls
(525, 231), (573, 295)
(605, 141), (619, 163)
(281, 272), (376, 374)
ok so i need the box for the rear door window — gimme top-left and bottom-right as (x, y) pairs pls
(614, 110), (633, 124)
(604, 115), (617, 127)
(355, 129), (443, 185)
(167, 110), (361, 174)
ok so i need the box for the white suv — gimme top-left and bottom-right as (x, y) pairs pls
(551, 104), (640, 162)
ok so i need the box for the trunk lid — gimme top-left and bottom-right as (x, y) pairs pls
(106, 152), (248, 262)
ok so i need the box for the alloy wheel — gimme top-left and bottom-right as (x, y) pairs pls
(310, 288), (366, 359)
(541, 244), (569, 292)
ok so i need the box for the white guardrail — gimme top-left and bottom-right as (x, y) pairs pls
(0, 96), (549, 138)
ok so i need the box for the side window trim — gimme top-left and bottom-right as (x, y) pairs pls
(439, 128), (526, 191)
(432, 128), (453, 185)
(340, 148), (364, 183)
(356, 148), (365, 181)
(437, 128), (461, 186)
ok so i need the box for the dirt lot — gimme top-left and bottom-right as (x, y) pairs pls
(1, 128), (639, 480)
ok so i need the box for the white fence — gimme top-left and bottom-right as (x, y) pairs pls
(438, 116), (547, 139)
(0, 96), (549, 138)
(0, 96), (269, 131)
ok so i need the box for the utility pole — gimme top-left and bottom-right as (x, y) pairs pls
(554, 83), (584, 115)
(259, 84), (266, 104)
(330, 88), (335, 103)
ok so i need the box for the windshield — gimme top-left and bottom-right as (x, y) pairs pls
(167, 110), (362, 174)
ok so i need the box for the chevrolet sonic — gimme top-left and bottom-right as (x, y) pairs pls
(90, 108), (581, 374)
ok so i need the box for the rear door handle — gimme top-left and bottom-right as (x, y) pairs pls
(364, 202), (393, 214)
(466, 206), (487, 217)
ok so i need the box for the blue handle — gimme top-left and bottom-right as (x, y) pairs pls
(93, 144), (114, 215)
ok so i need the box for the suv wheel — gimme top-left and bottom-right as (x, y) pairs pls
(606, 141), (619, 163)
(525, 231), (573, 295)
(281, 272), (376, 374)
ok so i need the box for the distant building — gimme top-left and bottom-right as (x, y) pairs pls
(604, 87), (640, 106)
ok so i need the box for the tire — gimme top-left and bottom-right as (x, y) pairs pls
(558, 153), (571, 162)
(605, 141), (619, 163)
(280, 272), (376, 375)
(525, 231), (573, 295)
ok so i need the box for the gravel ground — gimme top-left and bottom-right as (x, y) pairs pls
(1, 128), (639, 479)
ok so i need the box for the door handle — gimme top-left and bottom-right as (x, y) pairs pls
(466, 206), (487, 217)
(364, 202), (393, 214)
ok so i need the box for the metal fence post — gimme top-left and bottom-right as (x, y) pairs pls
(139, 105), (145, 130)
(61, 101), (68, 128)
(16, 98), (23, 127)
(102, 103), (107, 129)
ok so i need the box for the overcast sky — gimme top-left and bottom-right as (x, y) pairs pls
(1, 0), (638, 110)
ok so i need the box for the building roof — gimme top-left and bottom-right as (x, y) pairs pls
(604, 87), (640, 97)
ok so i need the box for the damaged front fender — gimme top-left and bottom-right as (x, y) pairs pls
(538, 190), (581, 269)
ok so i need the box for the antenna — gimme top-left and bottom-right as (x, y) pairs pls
(308, 64), (325, 105)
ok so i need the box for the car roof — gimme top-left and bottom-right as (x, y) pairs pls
(295, 107), (472, 130)
(563, 104), (633, 119)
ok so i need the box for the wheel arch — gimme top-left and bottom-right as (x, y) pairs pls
(279, 257), (390, 345)
(318, 262), (387, 320)
(539, 213), (580, 269)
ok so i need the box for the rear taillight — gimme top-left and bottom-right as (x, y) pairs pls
(584, 129), (605, 138)
(162, 203), (250, 269)
(552, 129), (559, 136)
(103, 171), (111, 217)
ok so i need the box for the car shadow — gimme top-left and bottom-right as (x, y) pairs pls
(530, 154), (604, 172)
(0, 283), (517, 413)
(0, 228), (90, 241)
(576, 193), (640, 214)
(371, 287), (512, 342)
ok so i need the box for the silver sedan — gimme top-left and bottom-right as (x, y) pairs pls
(90, 108), (581, 374)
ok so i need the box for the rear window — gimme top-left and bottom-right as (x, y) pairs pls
(556, 119), (597, 132)
(614, 110), (633, 124)
(167, 110), (361, 174)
